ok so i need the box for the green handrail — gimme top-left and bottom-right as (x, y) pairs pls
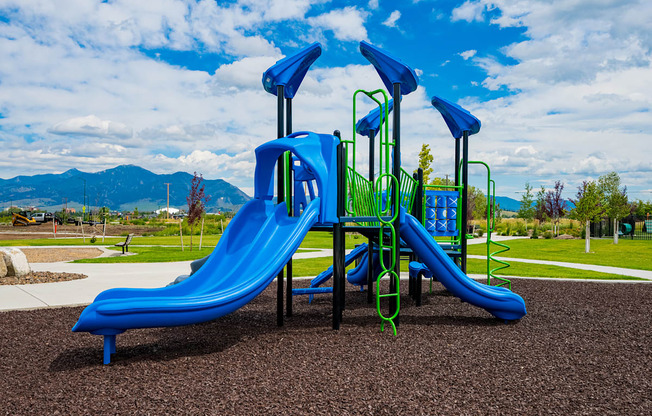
(347, 89), (389, 216)
(375, 173), (400, 336)
(487, 178), (511, 289)
(467, 161), (511, 289)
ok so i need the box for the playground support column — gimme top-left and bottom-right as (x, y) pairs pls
(414, 168), (424, 261)
(367, 128), (375, 304)
(276, 85), (285, 327)
(285, 97), (293, 317)
(333, 132), (345, 329)
(391, 82), (400, 326)
(461, 130), (469, 274)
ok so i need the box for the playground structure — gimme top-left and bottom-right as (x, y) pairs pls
(73, 41), (527, 364)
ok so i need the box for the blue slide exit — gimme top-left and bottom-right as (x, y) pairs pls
(400, 210), (526, 321)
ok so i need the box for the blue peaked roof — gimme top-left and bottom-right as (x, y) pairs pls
(359, 41), (418, 97)
(431, 96), (481, 139)
(355, 99), (394, 139)
(262, 42), (322, 99)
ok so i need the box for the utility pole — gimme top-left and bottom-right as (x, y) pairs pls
(164, 183), (171, 219)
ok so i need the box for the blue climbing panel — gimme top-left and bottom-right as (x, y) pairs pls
(425, 190), (458, 237)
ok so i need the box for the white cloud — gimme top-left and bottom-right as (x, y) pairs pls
(368, 0), (379, 10)
(459, 49), (477, 60)
(48, 116), (133, 139)
(451, 1), (486, 23)
(382, 10), (401, 28)
(307, 7), (369, 41)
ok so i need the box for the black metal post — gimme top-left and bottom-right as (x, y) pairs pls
(285, 97), (293, 317)
(333, 131), (345, 329)
(461, 130), (469, 274)
(276, 85), (285, 327)
(455, 137), (461, 187)
(367, 128), (375, 304)
(391, 82), (401, 326)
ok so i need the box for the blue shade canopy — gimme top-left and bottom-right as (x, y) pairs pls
(355, 99), (394, 139)
(359, 41), (418, 96)
(431, 96), (481, 139)
(262, 42), (322, 99)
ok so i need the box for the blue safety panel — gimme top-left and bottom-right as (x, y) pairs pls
(359, 41), (418, 96)
(355, 99), (394, 139)
(424, 190), (458, 237)
(431, 96), (481, 139)
(262, 42), (321, 99)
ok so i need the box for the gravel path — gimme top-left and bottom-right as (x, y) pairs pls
(0, 279), (650, 415)
(21, 247), (103, 263)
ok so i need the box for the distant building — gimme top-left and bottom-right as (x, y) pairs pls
(155, 207), (180, 215)
(65, 208), (76, 213)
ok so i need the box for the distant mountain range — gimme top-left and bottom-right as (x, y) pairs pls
(0, 165), (251, 212)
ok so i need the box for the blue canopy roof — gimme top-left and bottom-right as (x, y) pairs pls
(359, 41), (418, 97)
(431, 96), (481, 139)
(355, 99), (394, 139)
(262, 42), (322, 99)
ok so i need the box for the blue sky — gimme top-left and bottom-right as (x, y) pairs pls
(0, 0), (651, 203)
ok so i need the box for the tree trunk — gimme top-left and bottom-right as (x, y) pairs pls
(585, 220), (591, 253)
(190, 224), (194, 251)
(613, 218), (619, 245)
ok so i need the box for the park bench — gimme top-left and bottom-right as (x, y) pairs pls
(115, 233), (134, 254)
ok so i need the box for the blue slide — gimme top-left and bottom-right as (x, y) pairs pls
(400, 210), (526, 321)
(73, 132), (340, 363)
(310, 243), (368, 288)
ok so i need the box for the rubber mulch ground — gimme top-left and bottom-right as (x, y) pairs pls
(1, 279), (650, 415)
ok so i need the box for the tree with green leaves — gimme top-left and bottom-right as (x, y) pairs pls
(598, 172), (631, 244)
(534, 185), (548, 222)
(517, 182), (535, 230)
(415, 143), (433, 184)
(571, 180), (605, 253)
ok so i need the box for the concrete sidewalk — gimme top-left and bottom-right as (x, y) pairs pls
(1, 245), (650, 312)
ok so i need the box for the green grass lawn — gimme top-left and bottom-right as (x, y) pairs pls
(0, 231), (367, 249)
(466, 259), (641, 280)
(74, 247), (316, 263)
(468, 238), (652, 270)
(291, 256), (639, 280)
(0, 235), (222, 247)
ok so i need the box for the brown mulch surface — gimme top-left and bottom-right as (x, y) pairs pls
(21, 247), (103, 263)
(0, 271), (87, 285)
(0, 279), (650, 415)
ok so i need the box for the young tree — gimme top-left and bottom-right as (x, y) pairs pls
(187, 172), (211, 251)
(415, 143), (434, 184)
(571, 181), (605, 253)
(517, 182), (535, 230)
(534, 186), (548, 223)
(598, 172), (631, 244)
(544, 181), (567, 236)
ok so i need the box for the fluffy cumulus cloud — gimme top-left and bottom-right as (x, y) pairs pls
(382, 10), (401, 28)
(48, 116), (133, 139)
(459, 49), (477, 60)
(447, 0), (652, 197)
(307, 7), (369, 42)
(0, 0), (375, 192)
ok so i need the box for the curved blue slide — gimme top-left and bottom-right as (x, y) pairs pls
(400, 210), (526, 321)
(73, 131), (340, 364)
(73, 198), (320, 334)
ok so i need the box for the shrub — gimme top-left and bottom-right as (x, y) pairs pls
(90, 235), (97, 244)
(543, 231), (553, 239)
(515, 223), (527, 236)
(476, 229), (484, 237)
(531, 226), (539, 239)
